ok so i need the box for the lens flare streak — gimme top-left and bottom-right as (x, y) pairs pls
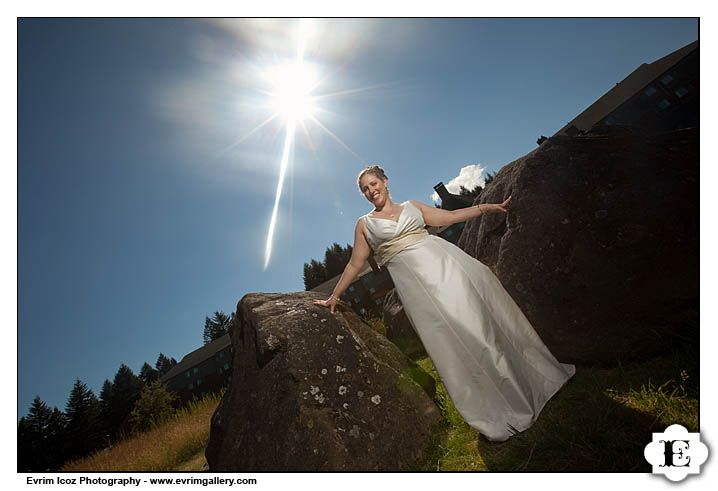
(261, 19), (370, 270)
(263, 121), (295, 270)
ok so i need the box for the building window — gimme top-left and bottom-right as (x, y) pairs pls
(196, 379), (202, 386)
(660, 73), (674, 86)
(369, 287), (376, 294)
(219, 351), (225, 359)
(375, 298), (383, 305)
(185, 371), (190, 378)
(657, 99), (671, 110)
(224, 363), (230, 370)
(603, 115), (617, 125)
(188, 383), (194, 390)
(193, 367), (199, 374)
(354, 296), (360, 303)
(643, 85), (657, 97)
(360, 307), (366, 315)
(218, 367), (223, 375)
(675, 86), (689, 98)
(346, 300), (352, 306)
(348, 286), (355, 292)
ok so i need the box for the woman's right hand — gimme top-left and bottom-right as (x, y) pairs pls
(313, 296), (338, 314)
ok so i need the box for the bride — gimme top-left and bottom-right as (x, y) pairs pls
(314, 165), (575, 441)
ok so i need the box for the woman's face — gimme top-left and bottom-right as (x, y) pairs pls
(359, 173), (388, 207)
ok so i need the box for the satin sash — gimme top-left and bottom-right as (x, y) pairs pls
(374, 227), (429, 266)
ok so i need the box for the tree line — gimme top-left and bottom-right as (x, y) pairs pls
(17, 353), (178, 471)
(18, 310), (235, 471)
(302, 242), (353, 291)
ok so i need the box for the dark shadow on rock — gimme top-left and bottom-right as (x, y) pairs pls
(459, 125), (699, 366)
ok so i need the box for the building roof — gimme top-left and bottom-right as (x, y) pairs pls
(160, 333), (232, 382)
(554, 40), (698, 136)
(310, 261), (373, 295)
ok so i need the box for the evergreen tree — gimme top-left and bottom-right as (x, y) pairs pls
(17, 417), (34, 471)
(19, 397), (68, 471)
(98, 379), (114, 445)
(64, 379), (104, 460)
(459, 184), (483, 200)
(18, 397), (53, 471)
(128, 381), (178, 433)
(107, 365), (144, 439)
(139, 362), (159, 385)
(46, 407), (69, 469)
(155, 353), (174, 377)
(25, 395), (52, 439)
(303, 258), (328, 290)
(203, 311), (232, 345)
(303, 244), (353, 290)
(324, 243), (353, 277)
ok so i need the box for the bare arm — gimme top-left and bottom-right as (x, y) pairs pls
(313, 218), (372, 313)
(410, 196), (512, 227)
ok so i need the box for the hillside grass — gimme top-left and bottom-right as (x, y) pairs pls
(61, 393), (221, 472)
(61, 322), (698, 472)
(412, 337), (698, 471)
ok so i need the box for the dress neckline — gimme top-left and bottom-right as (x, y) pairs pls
(367, 201), (407, 224)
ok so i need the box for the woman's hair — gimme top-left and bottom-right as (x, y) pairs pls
(357, 165), (388, 193)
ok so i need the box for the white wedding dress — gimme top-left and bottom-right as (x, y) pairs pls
(363, 201), (575, 441)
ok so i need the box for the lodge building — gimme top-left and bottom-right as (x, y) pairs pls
(554, 40), (698, 137)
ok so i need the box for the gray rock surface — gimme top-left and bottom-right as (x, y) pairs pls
(205, 292), (441, 471)
(458, 125), (698, 365)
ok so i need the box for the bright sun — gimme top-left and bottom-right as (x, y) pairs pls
(265, 60), (318, 124)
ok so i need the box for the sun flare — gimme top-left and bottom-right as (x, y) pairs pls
(265, 60), (318, 124)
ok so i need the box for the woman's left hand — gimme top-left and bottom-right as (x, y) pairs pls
(495, 195), (512, 213)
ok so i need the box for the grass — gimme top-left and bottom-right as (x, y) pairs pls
(61, 393), (222, 472)
(412, 338), (698, 471)
(61, 317), (698, 472)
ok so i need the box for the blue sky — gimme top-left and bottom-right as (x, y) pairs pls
(17, 18), (699, 417)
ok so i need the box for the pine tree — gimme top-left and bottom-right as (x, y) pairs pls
(46, 408), (69, 469)
(459, 184), (483, 200)
(203, 311), (232, 345)
(98, 379), (114, 445)
(324, 243), (353, 277)
(303, 258), (328, 290)
(19, 397), (51, 472)
(139, 362), (159, 385)
(19, 397), (68, 471)
(64, 379), (104, 460)
(155, 353), (174, 377)
(17, 416), (34, 471)
(26, 396), (52, 439)
(107, 365), (144, 440)
(128, 381), (178, 433)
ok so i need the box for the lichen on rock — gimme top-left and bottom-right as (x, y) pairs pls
(205, 291), (441, 471)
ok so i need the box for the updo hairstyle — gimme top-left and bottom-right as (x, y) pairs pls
(357, 165), (388, 193)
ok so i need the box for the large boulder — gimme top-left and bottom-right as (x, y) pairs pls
(382, 289), (427, 358)
(205, 292), (441, 471)
(459, 125), (698, 365)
